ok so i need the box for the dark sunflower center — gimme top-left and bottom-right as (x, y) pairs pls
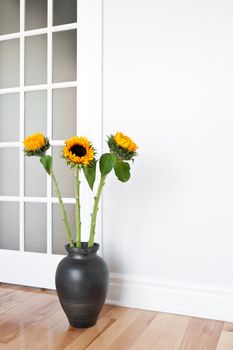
(70, 144), (87, 157)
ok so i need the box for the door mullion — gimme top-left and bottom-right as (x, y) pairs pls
(47, 0), (53, 254)
(19, 0), (25, 253)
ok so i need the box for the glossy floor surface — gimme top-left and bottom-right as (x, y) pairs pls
(0, 284), (232, 349)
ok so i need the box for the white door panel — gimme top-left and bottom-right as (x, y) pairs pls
(0, 0), (102, 288)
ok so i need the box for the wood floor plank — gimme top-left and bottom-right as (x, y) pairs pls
(0, 284), (231, 350)
(0, 295), (58, 344)
(88, 309), (142, 350)
(128, 312), (173, 349)
(0, 289), (18, 300)
(0, 289), (54, 317)
(63, 316), (115, 350)
(3, 308), (65, 349)
(103, 305), (132, 320)
(216, 331), (233, 350)
(41, 324), (86, 350)
(66, 308), (140, 350)
(0, 288), (62, 347)
(62, 306), (130, 350)
(0, 290), (34, 314)
(129, 313), (190, 350)
(40, 305), (115, 350)
(99, 304), (115, 317)
(179, 317), (224, 350)
(223, 321), (233, 332)
(110, 309), (156, 350)
(25, 316), (70, 350)
(151, 315), (191, 350)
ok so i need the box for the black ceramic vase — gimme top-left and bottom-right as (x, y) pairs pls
(55, 242), (109, 328)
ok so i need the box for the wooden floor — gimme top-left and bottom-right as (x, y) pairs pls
(0, 284), (233, 349)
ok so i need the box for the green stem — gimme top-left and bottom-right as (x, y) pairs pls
(88, 174), (107, 248)
(51, 171), (74, 247)
(75, 165), (81, 248)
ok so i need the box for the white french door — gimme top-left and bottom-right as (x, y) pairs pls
(0, 0), (102, 288)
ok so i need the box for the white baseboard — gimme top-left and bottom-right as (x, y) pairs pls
(107, 272), (233, 322)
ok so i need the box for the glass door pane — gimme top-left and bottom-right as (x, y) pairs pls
(25, 203), (47, 253)
(0, 148), (19, 196)
(0, 0), (20, 35)
(0, 39), (20, 88)
(25, 34), (47, 85)
(53, 30), (77, 82)
(25, 157), (47, 197)
(25, 91), (47, 136)
(25, 0), (47, 30)
(0, 94), (19, 142)
(53, 0), (77, 26)
(0, 202), (19, 250)
(52, 88), (76, 140)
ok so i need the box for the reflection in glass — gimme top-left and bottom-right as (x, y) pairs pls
(25, 34), (47, 86)
(25, 0), (47, 30)
(25, 157), (47, 197)
(0, 39), (19, 88)
(25, 91), (47, 136)
(52, 204), (75, 254)
(0, 94), (19, 142)
(25, 203), (47, 253)
(0, 0), (20, 35)
(53, 88), (76, 140)
(52, 147), (75, 198)
(0, 202), (19, 250)
(53, 30), (76, 83)
(0, 148), (19, 196)
(53, 0), (77, 26)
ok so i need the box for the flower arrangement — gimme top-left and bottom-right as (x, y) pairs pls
(23, 132), (138, 249)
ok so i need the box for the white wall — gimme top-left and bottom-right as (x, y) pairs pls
(103, 0), (233, 320)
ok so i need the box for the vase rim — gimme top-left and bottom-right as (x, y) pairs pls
(65, 242), (99, 255)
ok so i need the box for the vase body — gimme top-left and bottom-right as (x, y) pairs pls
(55, 243), (108, 328)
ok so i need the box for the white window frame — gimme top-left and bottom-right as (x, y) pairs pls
(0, 0), (103, 289)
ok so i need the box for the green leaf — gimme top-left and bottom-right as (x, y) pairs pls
(40, 155), (53, 175)
(99, 153), (116, 175)
(114, 161), (131, 182)
(83, 163), (96, 190)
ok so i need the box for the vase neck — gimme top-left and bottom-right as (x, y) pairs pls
(65, 242), (99, 258)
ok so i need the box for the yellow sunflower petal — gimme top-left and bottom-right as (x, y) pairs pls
(23, 133), (46, 151)
(114, 132), (138, 152)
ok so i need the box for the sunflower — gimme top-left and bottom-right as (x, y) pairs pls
(63, 136), (95, 166)
(107, 132), (138, 160)
(114, 132), (138, 152)
(23, 133), (50, 157)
